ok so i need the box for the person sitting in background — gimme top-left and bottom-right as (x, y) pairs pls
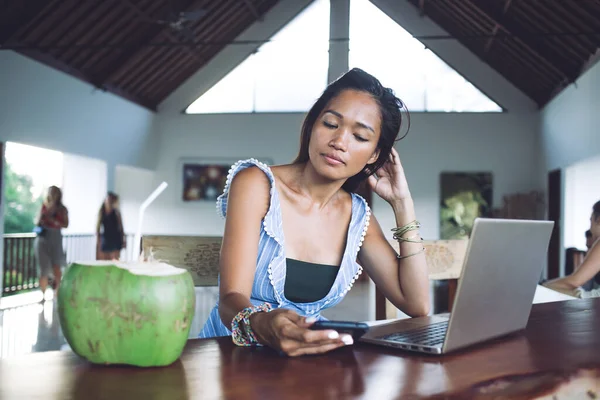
(34, 186), (69, 297)
(544, 200), (600, 297)
(96, 192), (125, 260)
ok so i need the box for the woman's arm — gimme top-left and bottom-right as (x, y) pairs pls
(358, 203), (430, 317)
(360, 147), (430, 317)
(60, 207), (69, 228)
(546, 240), (600, 290)
(218, 167), (272, 327)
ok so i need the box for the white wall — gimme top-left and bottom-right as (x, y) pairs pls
(540, 61), (600, 172)
(137, 111), (539, 239)
(540, 60), (600, 275)
(61, 153), (107, 234)
(114, 164), (157, 236)
(0, 52), (159, 186)
(141, 113), (304, 235)
(564, 154), (600, 250)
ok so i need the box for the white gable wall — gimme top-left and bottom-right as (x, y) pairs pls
(541, 61), (600, 172)
(138, 0), (540, 239)
(540, 60), (600, 275)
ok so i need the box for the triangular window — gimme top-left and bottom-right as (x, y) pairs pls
(186, 0), (330, 114)
(349, 0), (502, 112)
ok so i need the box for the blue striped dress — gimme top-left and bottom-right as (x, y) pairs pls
(198, 159), (371, 338)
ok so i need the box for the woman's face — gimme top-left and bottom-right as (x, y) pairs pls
(308, 90), (381, 182)
(47, 187), (60, 203)
(105, 197), (119, 211)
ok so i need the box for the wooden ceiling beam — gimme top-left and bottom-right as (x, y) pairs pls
(242, 0), (263, 21)
(468, 0), (578, 81)
(0, 0), (51, 45)
(484, 0), (512, 52)
(121, 0), (202, 63)
(418, 0), (426, 17)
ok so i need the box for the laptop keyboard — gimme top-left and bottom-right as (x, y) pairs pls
(379, 321), (449, 347)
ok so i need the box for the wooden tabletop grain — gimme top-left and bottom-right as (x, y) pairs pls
(1, 298), (599, 399)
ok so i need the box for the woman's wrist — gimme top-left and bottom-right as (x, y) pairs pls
(248, 311), (268, 344)
(231, 304), (272, 346)
(390, 198), (417, 227)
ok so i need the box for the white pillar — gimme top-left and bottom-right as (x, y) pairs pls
(328, 0), (350, 83)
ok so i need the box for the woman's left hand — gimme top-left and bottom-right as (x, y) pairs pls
(367, 147), (412, 205)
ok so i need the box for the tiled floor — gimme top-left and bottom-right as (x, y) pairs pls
(0, 281), (376, 360)
(0, 294), (68, 359)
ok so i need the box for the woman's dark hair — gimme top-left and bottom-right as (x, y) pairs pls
(293, 68), (409, 192)
(593, 200), (600, 220)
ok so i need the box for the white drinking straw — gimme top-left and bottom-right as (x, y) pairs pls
(133, 182), (168, 260)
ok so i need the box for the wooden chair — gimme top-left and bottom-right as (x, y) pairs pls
(142, 235), (469, 323)
(142, 235), (222, 286)
(375, 239), (469, 320)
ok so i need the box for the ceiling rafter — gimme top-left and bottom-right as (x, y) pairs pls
(3, 0), (598, 109)
(0, 0), (53, 45)
(468, 0), (578, 82)
(418, 0), (426, 16)
(101, 0), (206, 87)
(484, 0), (512, 52)
(121, 0), (203, 63)
(242, 0), (263, 21)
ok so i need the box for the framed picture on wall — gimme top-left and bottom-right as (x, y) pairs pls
(180, 158), (274, 202)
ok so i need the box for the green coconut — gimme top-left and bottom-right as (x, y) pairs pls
(58, 261), (195, 367)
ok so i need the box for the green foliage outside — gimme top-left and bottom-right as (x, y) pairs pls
(2, 163), (42, 295)
(4, 163), (43, 234)
(440, 191), (489, 240)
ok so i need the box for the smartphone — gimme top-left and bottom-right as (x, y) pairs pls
(309, 320), (370, 340)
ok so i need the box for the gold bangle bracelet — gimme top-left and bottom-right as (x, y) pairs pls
(397, 247), (425, 260)
(396, 233), (423, 244)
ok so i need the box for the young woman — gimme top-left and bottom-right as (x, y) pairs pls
(96, 192), (125, 260)
(34, 186), (69, 296)
(545, 200), (600, 295)
(199, 68), (430, 356)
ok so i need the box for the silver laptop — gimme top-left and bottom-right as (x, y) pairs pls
(360, 218), (554, 354)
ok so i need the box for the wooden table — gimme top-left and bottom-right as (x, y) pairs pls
(2, 299), (600, 399)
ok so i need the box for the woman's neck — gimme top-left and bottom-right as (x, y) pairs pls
(293, 162), (345, 210)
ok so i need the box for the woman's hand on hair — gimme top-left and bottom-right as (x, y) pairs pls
(368, 147), (412, 206)
(249, 309), (353, 356)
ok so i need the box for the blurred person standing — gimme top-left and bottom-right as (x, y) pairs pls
(96, 192), (126, 260)
(34, 186), (69, 297)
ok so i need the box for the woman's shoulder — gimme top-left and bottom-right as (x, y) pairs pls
(217, 159), (278, 219)
(230, 165), (272, 192)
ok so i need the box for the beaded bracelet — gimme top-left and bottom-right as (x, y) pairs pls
(231, 303), (272, 346)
